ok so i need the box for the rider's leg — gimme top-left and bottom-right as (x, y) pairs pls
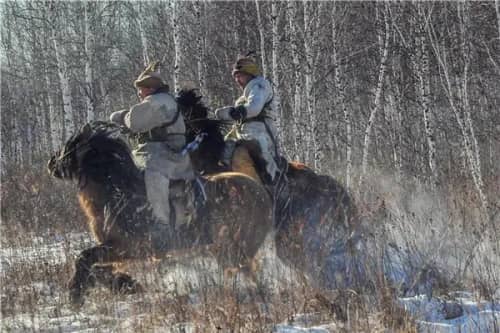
(145, 169), (170, 224)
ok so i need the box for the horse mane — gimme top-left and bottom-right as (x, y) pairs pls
(76, 122), (143, 193)
(176, 89), (226, 174)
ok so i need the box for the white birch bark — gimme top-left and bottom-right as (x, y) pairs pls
(387, 91), (403, 181)
(271, 1), (283, 147)
(359, 3), (390, 190)
(303, 0), (316, 167)
(45, 67), (63, 151)
(84, 1), (95, 121)
(332, 3), (352, 187)
(35, 105), (46, 156)
(255, 0), (267, 77)
(52, 23), (75, 139)
(288, 1), (304, 160)
(13, 116), (23, 167)
(136, 3), (150, 66)
(427, 4), (488, 211)
(42, 13), (61, 151)
(194, 1), (207, 96)
(233, 7), (240, 50)
(172, 1), (181, 92)
(415, 3), (438, 187)
(496, 0), (500, 43)
(99, 80), (112, 115)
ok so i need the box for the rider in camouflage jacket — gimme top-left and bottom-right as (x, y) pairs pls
(110, 62), (194, 224)
(215, 56), (279, 183)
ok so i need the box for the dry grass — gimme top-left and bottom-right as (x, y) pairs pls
(1, 162), (498, 332)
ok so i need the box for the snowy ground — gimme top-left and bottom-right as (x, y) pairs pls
(1, 231), (499, 332)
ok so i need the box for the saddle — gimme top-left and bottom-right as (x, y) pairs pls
(224, 143), (290, 223)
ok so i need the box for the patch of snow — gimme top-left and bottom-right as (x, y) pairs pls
(400, 294), (500, 332)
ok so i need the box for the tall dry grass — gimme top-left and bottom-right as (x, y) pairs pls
(1, 160), (498, 331)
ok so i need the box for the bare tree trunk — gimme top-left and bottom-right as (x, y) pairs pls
(415, 3), (438, 188)
(359, 3), (391, 190)
(84, 1), (95, 121)
(255, 0), (267, 77)
(427, 3), (488, 211)
(172, 1), (181, 92)
(136, 3), (150, 66)
(52, 13), (75, 139)
(42, 21), (61, 152)
(13, 116), (23, 167)
(271, 1), (283, 146)
(496, 0), (500, 43)
(303, 1), (316, 167)
(332, 3), (352, 187)
(387, 91), (403, 181)
(194, 1), (207, 96)
(288, 1), (304, 160)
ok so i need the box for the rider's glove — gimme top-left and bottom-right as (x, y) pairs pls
(229, 105), (247, 121)
(215, 105), (247, 121)
(214, 106), (233, 120)
(109, 109), (129, 125)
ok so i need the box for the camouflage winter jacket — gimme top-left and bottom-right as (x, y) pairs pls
(217, 76), (278, 142)
(110, 92), (194, 180)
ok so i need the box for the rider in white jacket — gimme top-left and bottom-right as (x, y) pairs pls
(215, 56), (279, 184)
(110, 62), (194, 224)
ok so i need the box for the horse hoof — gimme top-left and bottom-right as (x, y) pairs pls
(69, 287), (84, 308)
(111, 273), (143, 294)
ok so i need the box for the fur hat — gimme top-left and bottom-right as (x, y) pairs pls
(231, 55), (261, 77)
(134, 61), (167, 89)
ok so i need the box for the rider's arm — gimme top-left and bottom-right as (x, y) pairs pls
(109, 109), (128, 125)
(125, 96), (173, 133)
(239, 78), (272, 119)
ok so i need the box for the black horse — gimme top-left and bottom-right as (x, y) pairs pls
(177, 90), (362, 289)
(48, 120), (273, 306)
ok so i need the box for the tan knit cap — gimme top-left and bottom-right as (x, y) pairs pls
(231, 56), (261, 77)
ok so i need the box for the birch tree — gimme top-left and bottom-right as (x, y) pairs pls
(496, 0), (500, 43)
(288, 2), (304, 160)
(303, 0), (316, 166)
(194, 1), (207, 96)
(331, 3), (352, 187)
(1, 0), (499, 195)
(427, 3), (488, 210)
(359, 2), (391, 190)
(40, 4), (62, 151)
(172, 1), (181, 92)
(414, 3), (438, 187)
(50, 3), (75, 139)
(271, 1), (283, 147)
(255, 0), (267, 77)
(84, 1), (95, 121)
(136, 2), (150, 66)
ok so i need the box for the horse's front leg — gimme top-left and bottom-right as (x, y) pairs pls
(91, 264), (143, 295)
(68, 244), (117, 306)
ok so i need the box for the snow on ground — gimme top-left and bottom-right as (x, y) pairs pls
(1, 231), (499, 332)
(399, 293), (500, 333)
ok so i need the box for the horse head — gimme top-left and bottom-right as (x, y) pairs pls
(48, 123), (95, 180)
(176, 89), (226, 174)
(48, 121), (141, 191)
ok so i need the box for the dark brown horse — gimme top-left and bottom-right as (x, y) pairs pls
(177, 90), (363, 289)
(48, 121), (273, 306)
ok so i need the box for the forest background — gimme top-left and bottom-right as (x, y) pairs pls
(1, 1), (499, 205)
(1, 1), (499, 330)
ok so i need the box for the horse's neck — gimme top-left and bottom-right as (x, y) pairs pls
(81, 151), (144, 197)
(188, 121), (225, 174)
